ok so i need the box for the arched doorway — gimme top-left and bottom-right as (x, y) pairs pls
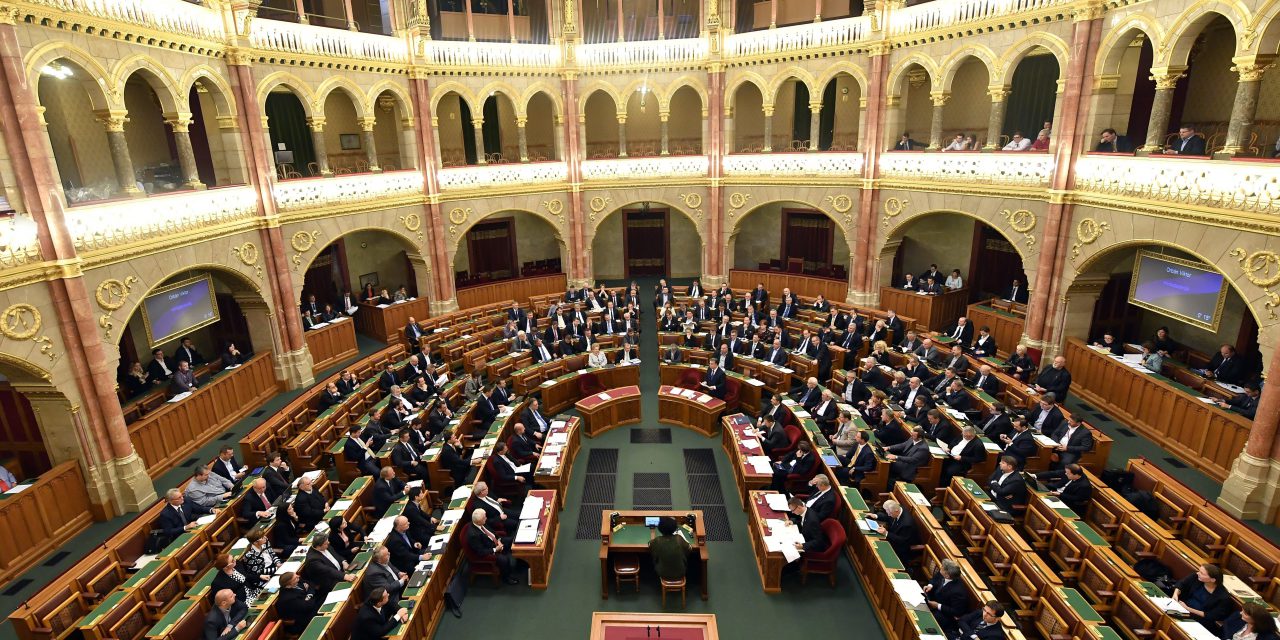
(816, 71), (862, 151)
(525, 91), (558, 161)
(880, 212), (1028, 302)
(730, 80), (766, 152)
(888, 62), (935, 150)
(298, 229), (429, 322)
(121, 70), (187, 193)
(624, 88), (662, 157)
(480, 91), (520, 164)
(591, 202), (703, 280)
(773, 76), (811, 152)
(435, 91), (474, 166)
(371, 89), (412, 171)
(454, 210), (566, 287)
(1004, 48), (1061, 149)
(0, 361), (57, 481)
(728, 201), (849, 280)
(668, 85), (704, 155)
(320, 87), (365, 173)
(1091, 25), (1155, 150)
(1164, 14), (1238, 153)
(941, 57), (991, 148)
(584, 90), (621, 158)
(187, 75), (248, 187)
(264, 86), (317, 178)
(37, 58), (119, 202)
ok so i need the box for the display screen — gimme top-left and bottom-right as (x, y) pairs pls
(1127, 251), (1226, 331)
(141, 275), (220, 347)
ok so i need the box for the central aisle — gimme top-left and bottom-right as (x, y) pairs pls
(435, 278), (882, 638)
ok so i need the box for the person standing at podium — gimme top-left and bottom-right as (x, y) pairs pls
(701, 359), (727, 399)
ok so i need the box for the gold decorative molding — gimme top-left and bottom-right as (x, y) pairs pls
(881, 196), (908, 229)
(232, 242), (263, 279)
(399, 212), (424, 243)
(826, 194), (853, 214)
(727, 192), (752, 219)
(1230, 248), (1280, 319)
(1070, 218), (1110, 262)
(679, 193), (703, 221)
(94, 276), (138, 341)
(541, 199), (566, 226)
(447, 207), (472, 237)
(0, 304), (56, 361)
(588, 196), (612, 222)
(998, 208), (1037, 246)
(290, 230), (321, 270)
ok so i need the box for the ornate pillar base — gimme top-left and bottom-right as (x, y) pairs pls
(89, 452), (157, 516)
(701, 275), (728, 289)
(1218, 452), (1280, 522)
(273, 347), (315, 390)
(846, 289), (879, 307)
(431, 298), (460, 315)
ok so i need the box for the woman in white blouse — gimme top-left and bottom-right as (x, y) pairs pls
(587, 343), (609, 368)
(945, 269), (963, 289)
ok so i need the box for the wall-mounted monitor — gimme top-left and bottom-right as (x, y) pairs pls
(1127, 250), (1227, 331)
(141, 275), (220, 348)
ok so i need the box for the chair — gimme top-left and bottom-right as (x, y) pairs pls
(613, 555), (640, 593)
(506, 436), (538, 465)
(484, 457), (527, 501)
(459, 523), (502, 585)
(785, 462), (821, 495)
(578, 372), (605, 396)
(661, 576), (686, 608)
(769, 424), (803, 461)
(722, 378), (741, 410)
(677, 368), (702, 389)
(800, 519), (846, 586)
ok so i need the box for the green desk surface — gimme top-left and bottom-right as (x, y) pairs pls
(318, 582), (354, 614)
(123, 560), (161, 588)
(974, 304), (1022, 320)
(1137, 581), (1163, 597)
(83, 590), (130, 624)
(389, 600), (415, 636)
(983, 356), (1008, 367)
(300, 612), (336, 640)
(959, 478), (990, 500)
(1089, 626), (1125, 640)
(344, 476), (371, 496)
(842, 487), (869, 511)
(975, 389), (998, 404)
(159, 532), (196, 558)
(910, 609), (946, 636)
(612, 524), (654, 546)
(1060, 587), (1105, 622)
(873, 540), (905, 571)
(1072, 520), (1109, 547)
(148, 598), (198, 634)
(934, 335), (955, 344)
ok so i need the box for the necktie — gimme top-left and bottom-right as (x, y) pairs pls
(260, 492), (270, 509)
(401, 532), (411, 547)
(978, 376), (986, 388)
(176, 505), (186, 524)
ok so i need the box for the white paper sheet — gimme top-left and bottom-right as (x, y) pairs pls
(519, 497), (545, 520)
(764, 493), (791, 512)
(515, 519), (538, 544)
(323, 588), (352, 605)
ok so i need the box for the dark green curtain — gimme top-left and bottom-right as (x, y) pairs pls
(819, 81), (837, 150)
(792, 83), (810, 146)
(460, 100), (478, 164)
(482, 96), (502, 158)
(1005, 55), (1060, 140)
(265, 93), (316, 175)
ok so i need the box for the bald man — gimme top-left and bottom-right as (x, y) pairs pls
(241, 477), (273, 521)
(204, 588), (247, 640)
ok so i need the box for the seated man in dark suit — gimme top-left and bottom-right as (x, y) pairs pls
(867, 499), (919, 563)
(970, 327), (998, 358)
(978, 403), (1013, 441)
(938, 426), (988, 489)
(941, 379), (971, 412)
(205, 588), (248, 640)
(1095, 128), (1132, 154)
(791, 377), (822, 411)
(507, 422), (540, 464)
(156, 488), (211, 541)
(998, 418), (1037, 469)
(924, 559), (970, 636)
(373, 467), (406, 516)
(474, 385), (500, 429)
(770, 441), (816, 493)
(1044, 463), (1093, 514)
(467, 509), (519, 584)
(1206, 344), (1246, 385)
(836, 429), (878, 487)
(302, 535), (356, 597)
(873, 408), (909, 447)
(274, 572), (321, 636)
(344, 425), (381, 477)
(787, 496), (830, 555)
(796, 474), (837, 522)
(758, 414), (790, 458)
(391, 430), (430, 484)
(241, 478), (275, 522)
(954, 601), (1007, 639)
(1027, 394), (1065, 435)
(439, 430), (472, 489)
(969, 365), (1000, 396)
(1033, 356), (1072, 402)
(377, 363), (401, 393)
(1215, 384), (1261, 419)
(261, 452), (291, 502)
(352, 588), (408, 640)
(1048, 415), (1094, 468)
(700, 359), (727, 399)
(943, 317), (974, 346)
(987, 456), (1028, 512)
(1164, 126), (1206, 155)
(885, 426), (931, 485)
(384, 516), (432, 574)
(363, 546), (408, 602)
(470, 481), (521, 542)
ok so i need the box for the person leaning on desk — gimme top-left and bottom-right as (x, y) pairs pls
(1171, 563), (1234, 632)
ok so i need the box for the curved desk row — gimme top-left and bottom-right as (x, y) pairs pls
(658, 362), (765, 415)
(576, 386), (643, 438)
(537, 362), (641, 415)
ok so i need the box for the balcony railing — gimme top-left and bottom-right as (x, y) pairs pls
(581, 156), (709, 181)
(0, 214), (43, 269)
(272, 170), (424, 213)
(67, 186), (259, 253)
(878, 151), (1052, 187)
(1074, 155), (1280, 216)
(24, 0), (224, 40)
(724, 16), (870, 58)
(722, 152), (865, 177)
(422, 40), (561, 69)
(575, 38), (708, 69)
(888, 0), (1071, 36)
(437, 162), (568, 191)
(250, 18), (409, 64)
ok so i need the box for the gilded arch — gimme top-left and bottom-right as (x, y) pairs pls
(1161, 4), (1248, 67)
(815, 63), (870, 99)
(518, 83), (565, 119)
(180, 66), (238, 117)
(767, 68), (818, 106)
(24, 41), (114, 111)
(1095, 16), (1164, 77)
(656, 76), (709, 113)
(447, 207), (568, 257)
(475, 81), (524, 113)
(886, 53), (942, 95)
(590, 198), (707, 236)
(256, 72), (319, 116)
(367, 81), (414, 120)
(998, 33), (1071, 84)
(726, 197), (857, 240)
(879, 208), (1038, 282)
(724, 71), (770, 110)
(291, 226), (421, 300)
(578, 82), (624, 113)
(0, 351), (54, 383)
(316, 77), (371, 118)
(107, 262), (268, 349)
(938, 45), (1000, 91)
(430, 81), (478, 113)
(113, 55), (183, 114)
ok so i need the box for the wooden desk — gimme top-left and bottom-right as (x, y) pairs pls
(539, 363), (641, 415)
(576, 386), (643, 438)
(599, 510), (708, 601)
(745, 490), (793, 593)
(354, 297), (430, 345)
(1064, 338), (1250, 480)
(720, 414), (773, 508)
(966, 302), (1025, 359)
(304, 316), (359, 374)
(659, 363), (765, 414)
(129, 352), (278, 476)
(589, 612), (719, 640)
(456, 273), (566, 310)
(880, 286), (970, 332)
(511, 489), (559, 589)
(657, 385), (726, 438)
(727, 269), (848, 302)
(534, 417), (580, 510)
(0, 461), (94, 589)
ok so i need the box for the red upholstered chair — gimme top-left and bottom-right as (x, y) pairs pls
(459, 523), (502, 585)
(578, 372), (605, 397)
(722, 379), (741, 409)
(677, 369), (702, 389)
(506, 436), (538, 465)
(784, 460), (821, 495)
(801, 519), (847, 586)
(769, 424), (803, 462)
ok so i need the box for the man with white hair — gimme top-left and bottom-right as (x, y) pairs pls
(365, 546), (408, 601)
(467, 509), (519, 584)
(867, 499), (919, 562)
(204, 588), (247, 640)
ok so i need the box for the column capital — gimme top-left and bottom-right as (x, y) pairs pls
(762, 104), (775, 117)
(885, 94), (901, 108)
(985, 86), (1011, 102)
(516, 116), (528, 127)
(306, 116), (327, 131)
(471, 117), (485, 127)
(225, 46), (255, 66)
(357, 116), (377, 131)
(1231, 57), (1275, 82)
(163, 112), (194, 132)
(1148, 67), (1188, 90)
(94, 109), (129, 132)
(615, 113), (627, 124)
(929, 91), (951, 107)
(216, 114), (240, 130)
(1069, 0), (1103, 22)
(809, 101), (823, 114)
(658, 111), (670, 122)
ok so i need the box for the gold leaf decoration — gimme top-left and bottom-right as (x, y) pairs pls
(998, 208), (1037, 246)
(881, 197), (908, 229)
(231, 242), (263, 279)
(290, 230), (322, 270)
(727, 192), (751, 219)
(399, 213), (424, 243)
(1230, 247), (1280, 319)
(1069, 218), (1110, 261)
(0, 303), (56, 361)
(826, 194), (853, 214)
(94, 276), (139, 341)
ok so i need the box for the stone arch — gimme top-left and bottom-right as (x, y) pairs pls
(448, 208), (570, 279)
(110, 264), (268, 341)
(939, 45), (1000, 92)
(1095, 16), (1165, 76)
(998, 33), (1071, 84)
(767, 68), (818, 106)
(0, 351), (54, 383)
(1253, 0), (1280, 55)
(592, 198), (706, 235)
(316, 78), (370, 118)
(816, 62), (870, 99)
(587, 199), (707, 280)
(618, 78), (656, 112)
(256, 72), (318, 116)
(293, 227), (422, 302)
(366, 81), (413, 121)
(726, 197), (855, 240)
(656, 75), (709, 113)
(518, 83), (564, 119)
(180, 66), (237, 116)
(724, 71), (770, 111)
(113, 55), (182, 114)
(887, 53), (942, 95)
(1161, 5), (1248, 66)
(474, 81), (523, 113)
(23, 41), (113, 111)
(877, 208), (1038, 289)
(430, 81), (478, 113)
(578, 82), (624, 113)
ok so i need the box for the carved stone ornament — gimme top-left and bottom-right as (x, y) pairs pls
(1070, 218), (1110, 262)
(448, 207), (472, 237)
(290, 230), (322, 270)
(232, 242), (263, 279)
(588, 196), (611, 222)
(400, 212), (425, 243)
(95, 276), (139, 341)
(826, 194), (853, 214)
(727, 192), (751, 218)
(1230, 248), (1280, 319)
(881, 197), (908, 229)
(998, 209), (1037, 246)
(680, 193), (704, 221)
(542, 199), (566, 227)
(0, 303), (56, 361)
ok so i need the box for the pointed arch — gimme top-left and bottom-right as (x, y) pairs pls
(366, 80), (414, 120)
(1162, 4), (1248, 66)
(656, 75), (709, 112)
(816, 62), (869, 98)
(113, 55), (182, 114)
(429, 80), (478, 113)
(724, 71), (770, 110)
(256, 71), (318, 116)
(316, 77), (371, 118)
(23, 41), (114, 111)
(998, 33), (1070, 84)
(939, 45), (999, 91)
(180, 66), (238, 116)
(1095, 16), (1164, 76)
(518, 83), (564, 119)
(578, 81), (624, 112)
(886, 53), (942, 95)
(768, 67), (818, 105)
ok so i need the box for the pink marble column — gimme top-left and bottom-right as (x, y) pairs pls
(853, 47), (889, 294)
(410, 75), (456, 305)
(707, 68), (725, 278)
(563, 75), (588, 282)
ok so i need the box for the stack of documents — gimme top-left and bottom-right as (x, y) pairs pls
(515, 519), (539, 543)
(764, 493), (791, 511)
(520, 496), (545, 520)
(891, 578), (928, 609)
(746, 455), (773, 475)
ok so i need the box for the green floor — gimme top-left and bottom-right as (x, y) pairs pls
(4, 278), (1279, 640)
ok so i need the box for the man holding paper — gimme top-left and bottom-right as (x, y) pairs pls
(787, 497), (829, 553)
(701, 359), (727, 399)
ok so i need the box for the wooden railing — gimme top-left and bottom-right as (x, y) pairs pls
(0, 461), (93, 588)
(353, 297), (430, 345)
(304, 317), (359, 374)
(455, 273), (567, 310)
(728, 269), (848, 302)
(127, 352), (278, 477)
(879, 286), (970, 332)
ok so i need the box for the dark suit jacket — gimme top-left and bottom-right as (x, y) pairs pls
(204, 601), (248, 640)
(294, 489), (327, 529)
(403, 500), (437, 545)
(971, 335), (998, 358)
(1094, 135), (1133, 154)
(944, 323), (974, 345)
(276, 585), (320, 635)
(1048, 424), (1094, 465)
(391, 442), (422, 473)
(887, 439), (931, 481)
(155, 501), (209, 538)
(1036, 367), (1072, 401)
(979, 413), (1012, 440)
(385, 530), (422, 574)
(798, 508), (829, 553)
(1207, 353), (1246, 385)
(302, 549), (345, 594)
(703, 367), (727, 399)
(1173, 573), (1233, 627)
(318, 389), (344, 411)
(954, 609), (1005, 639)
(926, 572), (970, 630)
(1005, 284), (1028, 303)
(262, 466), (290, 502)
(1057, 477), (1093, 513)
(210, 569), (247, 604)
(969, 372), (999, 396)
(881, 510), (919, 561)
(466, 523), (500, 560)
(1003, 431), (1037, 466)
(475, 397), (499, 427)
(241, 490), (274, 521)
(352, 603), (400, 640)
(988, 469), (1028, 511)
(378, 371), (401, 393)
(778, 451), (816, 480)
(373, 478), (405, 515)
(1171, 134), (1206, 155)
(1028, 405), (1065, 435)
(804, 490), (837, 523)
